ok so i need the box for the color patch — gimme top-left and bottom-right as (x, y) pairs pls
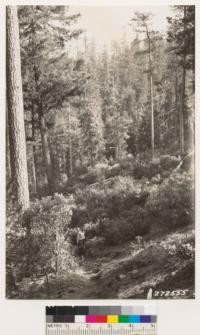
(151, 315), (157, 323)
(133, 306), (144, 314)
(46, 315), (53, 323)
(98, 306), (111, 315)
(63, 315), (75, 323)
(108, 306), (121, 315)
(128, 315), (140, 323)
(57, 306), (73, 315)
(140, 315), (152, 323)
(86, 315), (97, 323)
(74, 306), (89, 315)
(53, 315), (65, 323)
(88, 306), (100, 315)
(121, 306), (133, 315)
(96, 315), (107, 323)
(107, 315), (118, 323)
(119, 315), (129, 323)
(46, 306), (56, 315)
(75, 315), (85, 323)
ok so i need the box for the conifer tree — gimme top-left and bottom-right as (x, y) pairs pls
(6, 6), (30, 210)
(18, 5), (84, 193)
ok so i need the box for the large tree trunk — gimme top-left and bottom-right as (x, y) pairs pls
(39, 106), (55, 195)
(6, 6), (30, 210)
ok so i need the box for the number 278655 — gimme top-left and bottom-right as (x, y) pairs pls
(154, 290), (189, 297)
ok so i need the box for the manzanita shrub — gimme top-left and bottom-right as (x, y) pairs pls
(145, 172), (194, 228)
(160, 231), (195, 261)
(7, 194), (76, 287)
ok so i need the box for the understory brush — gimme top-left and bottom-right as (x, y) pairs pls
(100, 208), (148, 245)
(6, 194), (76, 296)
(71, 170), (194, 247)
(145, 172), (194, 229)
(71, 176), (150, 245)
(74, 176), (146, 218)
(160, 230), (195, 261)
(132, 155), (181, 180)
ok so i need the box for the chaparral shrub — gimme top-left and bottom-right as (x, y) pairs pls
(100, 207), (149, 245)
(74, 176), (142, 221)
(145, 172), (194, 228)
(160, 231), (195, 261)
(160, 155), (180, 170)
(133, 160), (162, 180)
(7, 194), (76, 289)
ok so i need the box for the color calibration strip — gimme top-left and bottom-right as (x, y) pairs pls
(46, 306), (157, 323)
(46, 306), (157, 335)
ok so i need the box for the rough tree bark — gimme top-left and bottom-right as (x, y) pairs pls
(6, 6), (30, 210)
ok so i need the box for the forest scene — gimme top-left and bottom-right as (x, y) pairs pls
(6, 5), (195, 299)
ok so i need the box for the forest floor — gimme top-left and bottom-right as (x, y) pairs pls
(16, 225), (194, 299)
(7, 156), (194, 299)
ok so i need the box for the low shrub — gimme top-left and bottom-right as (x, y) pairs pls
(70, 207), (89, 227)
(7, 194), (76, 284)
(81, 169), (98, 185)
(74, 176), (141, 221)
(119, 156), (135, 176)
(79, 163), (109, 185)
(145, 172), (194, 228)
(75, 165), (88, 176)
(75, 187), (106, 221)
(133, 160), (162, 180)
(101, 207), (149, 245)
(160, 155), (180, 170)
(73, 176), (150, 245)
(161, 231), (195, 261)
(84, 220), (101, 239)
(132, 155), (181, 180)
(85, 236), (105, 253)
(105, 163), (121, 178)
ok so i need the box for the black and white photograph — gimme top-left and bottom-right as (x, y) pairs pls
(6, 4), (195, 299)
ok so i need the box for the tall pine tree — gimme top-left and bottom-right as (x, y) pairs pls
(6, 6), (30, 210)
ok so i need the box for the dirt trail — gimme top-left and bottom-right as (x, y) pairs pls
(15, 227), (194, 299)
(59, 228), (194, 299)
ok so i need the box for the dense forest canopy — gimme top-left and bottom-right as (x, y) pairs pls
(7, 5), (195, 198)
(6, 5), (195, 299)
